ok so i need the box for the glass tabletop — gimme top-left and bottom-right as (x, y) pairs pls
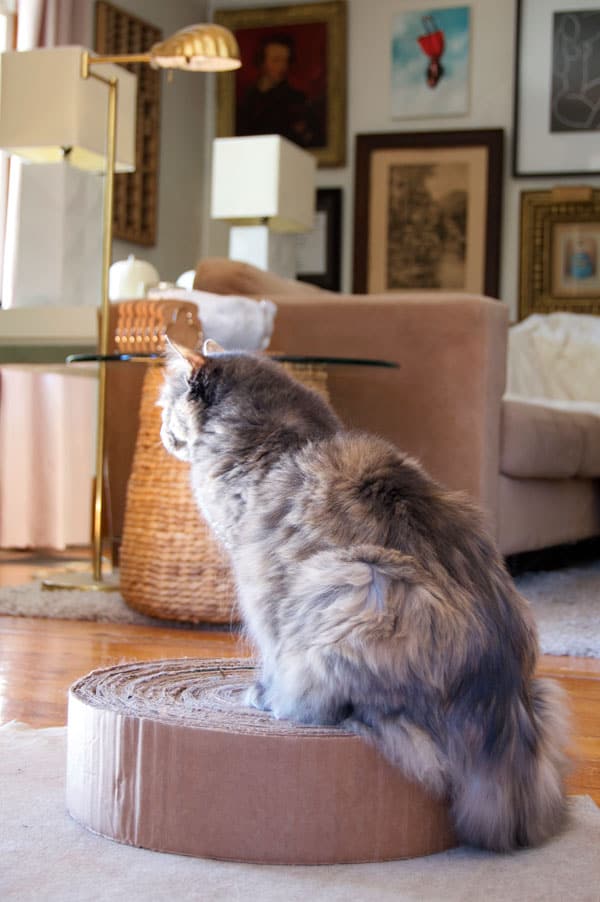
(66, 352), (399, 368)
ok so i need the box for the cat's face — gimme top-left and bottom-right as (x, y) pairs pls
(159, 339), (342, 466)
(158, 340), (218, 462)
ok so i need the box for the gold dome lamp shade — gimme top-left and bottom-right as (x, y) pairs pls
(89, 23), (241, 72)
(150, 23), (242, 71)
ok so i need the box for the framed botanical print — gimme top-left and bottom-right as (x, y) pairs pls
(214, 1), (347, 167)
(513, 0), (600, 176)
(296, 188), (342, 291)
(353, 129), (503, 297)
(519, 186), (600, 318)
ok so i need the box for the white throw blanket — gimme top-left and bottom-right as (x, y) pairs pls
(507, 312), (600, 402)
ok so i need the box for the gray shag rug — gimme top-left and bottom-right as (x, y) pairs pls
(0, 560), (599, 656)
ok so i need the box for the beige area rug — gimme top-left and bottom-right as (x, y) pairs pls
(1, 559), (600, 655)
(2, 723), (599, 902)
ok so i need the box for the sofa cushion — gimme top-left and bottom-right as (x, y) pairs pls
(501, 396), (600, 478)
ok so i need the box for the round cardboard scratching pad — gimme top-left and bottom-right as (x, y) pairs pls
(66, 659), (457, 864)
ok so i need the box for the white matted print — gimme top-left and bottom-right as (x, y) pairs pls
(367, 146), (487, 293)
(514, 0), (600, 175)
(391, 6), (471, 119)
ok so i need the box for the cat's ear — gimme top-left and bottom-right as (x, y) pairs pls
(164, 335), (205, 380)
(202, 338), (225, 355)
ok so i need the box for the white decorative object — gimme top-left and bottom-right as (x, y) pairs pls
(176, 270), (196, 290)
(211, 134), (316, 279)
(147, 286), (277, 351)
(109, 255), (160, 300)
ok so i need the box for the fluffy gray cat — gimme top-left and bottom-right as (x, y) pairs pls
(159, 340), (570, 852)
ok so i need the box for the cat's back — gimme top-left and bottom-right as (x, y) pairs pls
(278, 431), (434, 544)
(285, 430), (490, 557)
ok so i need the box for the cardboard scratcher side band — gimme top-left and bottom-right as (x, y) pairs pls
(66, 659), (457, 865)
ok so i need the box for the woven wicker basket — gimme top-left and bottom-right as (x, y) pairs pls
(119, 360), (329, 623)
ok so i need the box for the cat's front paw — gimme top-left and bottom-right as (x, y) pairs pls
(244, 681), (271, 712)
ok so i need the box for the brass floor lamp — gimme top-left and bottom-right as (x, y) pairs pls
(0, 25), (241, 589)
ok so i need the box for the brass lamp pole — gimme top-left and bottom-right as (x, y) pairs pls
(43, 24), (240, 590)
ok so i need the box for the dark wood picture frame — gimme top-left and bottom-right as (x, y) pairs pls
(352, 129), (503, 297)
(214, 1), (347, 167)
(297, 188), (342, 291)
(519, 186), (600, 319)
(95, 1), (162, 246)
(513, 0), (600, 177)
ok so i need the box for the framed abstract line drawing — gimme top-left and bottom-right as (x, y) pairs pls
(296, 188), (342, 290)
(352, 129), (503, 297)
(513, 0), (600, 176)
(519, 186), (600, 318)
(390, 6), (471, 119)
(214, 1), (347, 167)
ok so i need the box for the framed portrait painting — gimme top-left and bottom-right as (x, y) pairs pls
(353, 129), (503, 297)
(519, 187), (600, 318)
(296, 187), (342, 290)
(514, 0), (600, 176)
(391, 6), (471, 119)
(214, 1), (347, 167)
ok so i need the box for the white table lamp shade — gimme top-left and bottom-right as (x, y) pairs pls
(0, 46), (137, 172)
(211, 135), (316, 233)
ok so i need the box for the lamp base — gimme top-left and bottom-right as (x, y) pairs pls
(229, 225), (297, 280)
(42, 569), (120, 592)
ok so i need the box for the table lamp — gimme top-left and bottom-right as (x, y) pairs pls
(0, 24), (241, 589)
(211, 134), (316, 279)
(0, 46), (137, 311)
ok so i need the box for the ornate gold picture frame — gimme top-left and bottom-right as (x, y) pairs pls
(214, 1), (347, 167)
(519, 187), (600, 320)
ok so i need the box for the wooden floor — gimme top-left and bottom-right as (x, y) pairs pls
(0, 548), (599, 804)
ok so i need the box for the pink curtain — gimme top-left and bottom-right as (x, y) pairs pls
(0, 0), (97, 549)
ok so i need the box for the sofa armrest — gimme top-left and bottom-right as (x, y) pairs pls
(269, 293), (508, 525)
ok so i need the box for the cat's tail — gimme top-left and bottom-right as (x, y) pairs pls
(451, 676), (571, 851)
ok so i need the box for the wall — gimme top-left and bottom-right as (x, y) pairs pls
(204, 0), (600, 320)
(76, 0), (211, 283)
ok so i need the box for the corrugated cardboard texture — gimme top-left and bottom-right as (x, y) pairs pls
(66, 659), (457, 864)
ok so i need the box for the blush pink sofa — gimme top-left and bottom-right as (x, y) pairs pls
(102, 259), (600, 559)
(188, 259), (600, 558)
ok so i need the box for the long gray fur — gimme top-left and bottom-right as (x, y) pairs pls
(159, 347), (570, 852)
